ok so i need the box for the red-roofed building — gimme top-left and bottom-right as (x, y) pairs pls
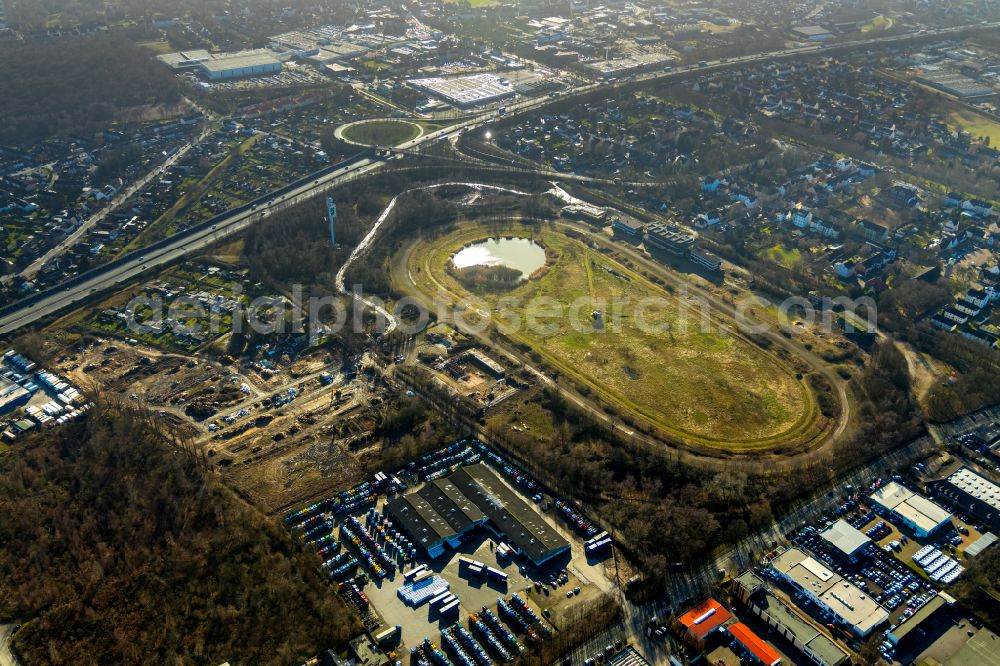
(729, 623), (781, 666)
(675, 598), (733, 647)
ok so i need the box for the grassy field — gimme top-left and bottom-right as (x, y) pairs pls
(137, 40), (175, 54)
(341, 120), (420, 146)
(412, 223), (818, 449)
(759, 243), (803, 270)
(948, 108), (1000, 147)
(861, 15), (891, 32)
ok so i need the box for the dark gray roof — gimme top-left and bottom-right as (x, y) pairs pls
(386, 463), (569, 564)
(453, 464), (569, 563)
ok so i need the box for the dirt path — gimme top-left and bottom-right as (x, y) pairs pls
(0, 625), (21, 666)
(894, 338), (945, 408)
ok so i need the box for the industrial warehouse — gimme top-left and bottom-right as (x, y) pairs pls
(386, 462), (570, 565)
(158, 48), (284, 80)
(408, 73), (516, 108)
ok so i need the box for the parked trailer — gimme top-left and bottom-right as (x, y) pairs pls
(430, 591), (454, 608)
(404, 565), (428, 581)
(486, 567), (508, 584)
(413, 569), (435, 585)
(375, 625), (401, 644)
(434, 594), (458, 611)
(440, 598), (461, 616)
(585, 538), (612, 555)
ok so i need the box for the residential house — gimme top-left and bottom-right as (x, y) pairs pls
(858, 219), (889, 243)
(963, 198), (993, 217)
(884, 184), (919, 209)
(960, 327), (999, 348)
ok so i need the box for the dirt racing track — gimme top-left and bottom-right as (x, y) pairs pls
(375, 188), (854, 462)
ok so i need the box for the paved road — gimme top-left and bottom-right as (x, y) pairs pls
(0, 21), (994, 338)
(0, 625), (21, 666)
(20, 122), (215, 280)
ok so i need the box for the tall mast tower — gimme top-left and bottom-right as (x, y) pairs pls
(327, 197), (337, 247)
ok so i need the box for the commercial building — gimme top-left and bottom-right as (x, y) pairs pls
(886, 593), (955, 647)
(965, 532), (998, 558)
(929, 467), (1000, 532)
(769, 548), (888, 637)
(581, 53), (676, 79)
(870, 481), (952, 537)
(948, 628), (1000, 666)
(159, 49), (283, 79)
(0, 374), (31, 414)
(791, 25), (834, 41)
(675, 598), (733, 648)
(408, 74), (515, 108)
(385, 463), (569, 565)
(199, 51), (283, 80)
(918, 70), (996, 101)
(611, 215), (644, 237)
(734, 571), (848, 666)
(157, 49), (212, 70)
(562, 204), (609, 223)
(645, 223), (695, 255)
(689, 248), (722, 272)
(819, 519), (871, 561)
(728, 623), (781, 666)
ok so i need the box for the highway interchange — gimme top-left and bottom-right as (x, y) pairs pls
(1, 20), (996, 337)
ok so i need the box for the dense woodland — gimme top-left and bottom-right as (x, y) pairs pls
(954, 546), (1000, 629)
(0, 36), (182, 144)
(0, 401), (359, 665)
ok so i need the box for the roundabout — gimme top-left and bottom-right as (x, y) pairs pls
(335, 119), (424, 147)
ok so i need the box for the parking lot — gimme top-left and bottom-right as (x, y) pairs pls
(777, 471), (992, 662)
(286, 441), (620, 666)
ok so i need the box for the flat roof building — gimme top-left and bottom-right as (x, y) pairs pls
(819, 519), (871, 560)
(769, 548), (888, 637)
(792, 25), (834, 40)
(676, 598), (733, 646)
(0, 375), (31, 414)
(408, 73), (515, 108)
(199, 51), (283, 80)
(886, 593), (954, 646)
(739, 582), (849, 666)
(949, 628), (1000, 666)
(690, 248), (722, 272)
(160, 49), (284, 79)
(918, 70), (996, 100)
(385, 462), (569, 565)
(729, 622), (781, 666)
(965, 532), (998, 558)
(930, 467), (1000, 532)
(612, 215), (645, 237)
(645, 222), (695, 255)
(870, 481), (952, 537)
(157, 49), (212, 70)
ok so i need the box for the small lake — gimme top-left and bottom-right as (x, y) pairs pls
(452, 237), (546, 278)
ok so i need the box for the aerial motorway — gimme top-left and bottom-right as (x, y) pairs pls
(0, 19), (996, 336)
